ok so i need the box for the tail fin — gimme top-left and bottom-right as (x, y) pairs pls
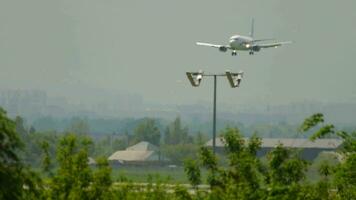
(250, 18), (254, 38)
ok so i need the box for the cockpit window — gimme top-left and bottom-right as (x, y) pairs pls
(230, 36), (239, 40)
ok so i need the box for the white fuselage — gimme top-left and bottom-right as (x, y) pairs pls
(229, 35), (253, 51)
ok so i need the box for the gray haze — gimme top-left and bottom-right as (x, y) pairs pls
(1, 0), (356, 108)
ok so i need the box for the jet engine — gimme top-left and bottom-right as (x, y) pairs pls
(219, 46), (228, 52)
(252, 46), (261, 52)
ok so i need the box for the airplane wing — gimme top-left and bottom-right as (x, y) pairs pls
(252, 38), (276, 43)
(196, 42), (230, 49)
(256, 41), (292, 49)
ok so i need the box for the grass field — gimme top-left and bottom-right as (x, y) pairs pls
(111, 166), (207, 184)
(109, 163), (327, 184)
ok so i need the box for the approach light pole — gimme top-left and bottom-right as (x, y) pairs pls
(186, 70), (244, 154)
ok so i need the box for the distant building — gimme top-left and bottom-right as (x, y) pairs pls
(88, 157), (97, 165)
(206, 137), (343, 160)
(108, 141), (163, 165)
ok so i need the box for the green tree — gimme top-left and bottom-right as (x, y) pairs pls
(15, 116), (28, 136)
(93, 135), (128, 157)
(90, 157), (112, 200)
(48, 134), (93, 200)
(183, 127), (320, 200)
(22, 130), (59, 167)
(164, 117), (191, 145)
(67, 118), (90, 135)
(29, 126), (36, 134)
(40, 140), (51, 174)
(0, 108), (42, 199)
(195, 131), (208, 146)
(161, 143), (198, 164)
(133, 118), (161, 146)
(184, 159), (201, 188)
(300, 113), (356, 199)
(267, 144), (308, 185)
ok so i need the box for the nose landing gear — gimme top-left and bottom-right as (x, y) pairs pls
(249, 51), (254, 55)
(232, 51), (237, 56)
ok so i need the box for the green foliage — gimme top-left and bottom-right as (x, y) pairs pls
(164, 117), (192, 145)
(2, 109), (355, 199)
(334, 152), (356, 199)
(21, 130), (59, 167)
(160, 117), (201, 163)
(90, 157), (113, 200)
(29, 126), (36, 134)
(299, 113), (324, 132)
(174, 185), (192, 200)
(47, 134), (93, 200)
(66, 118), (90, 135)
(182, 124), (354, 200)
(15, 116), (28, 136)
(268, 144), (308, 185)
(0, 108), (42, 200)
(337, 131), (356, 153)
(44, 134), (115, 200)
(199, 146), (218, 172)
(310, 124), (335, 141)
(40, 140), (51, 173)
(0, 108), (23, 164)
(318, 160), (332, 178)
(194, 131), (208, 146)
(184, 159), (201, 188)
(219, 128), (265, 199)
(161, 143), (198, 164)
(133, 118), (161, 146)
(299, 113), (336, 141)
(222, 127), (245, 153)
(93, 135), (128, 157)
(302, 113), (356, 199)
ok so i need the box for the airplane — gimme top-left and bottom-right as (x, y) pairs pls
(196, 19), (292, 56)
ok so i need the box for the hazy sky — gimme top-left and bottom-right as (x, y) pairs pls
(1, 0), (356, 106)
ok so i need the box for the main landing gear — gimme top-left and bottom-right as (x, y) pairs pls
(231, 51), (237, 56)
(249, 51), (254, 55)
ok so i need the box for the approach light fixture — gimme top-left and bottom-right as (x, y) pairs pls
(226, 70), (244, 88)
(186, 70), (204, 87)
(186, 69), (244, 154)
